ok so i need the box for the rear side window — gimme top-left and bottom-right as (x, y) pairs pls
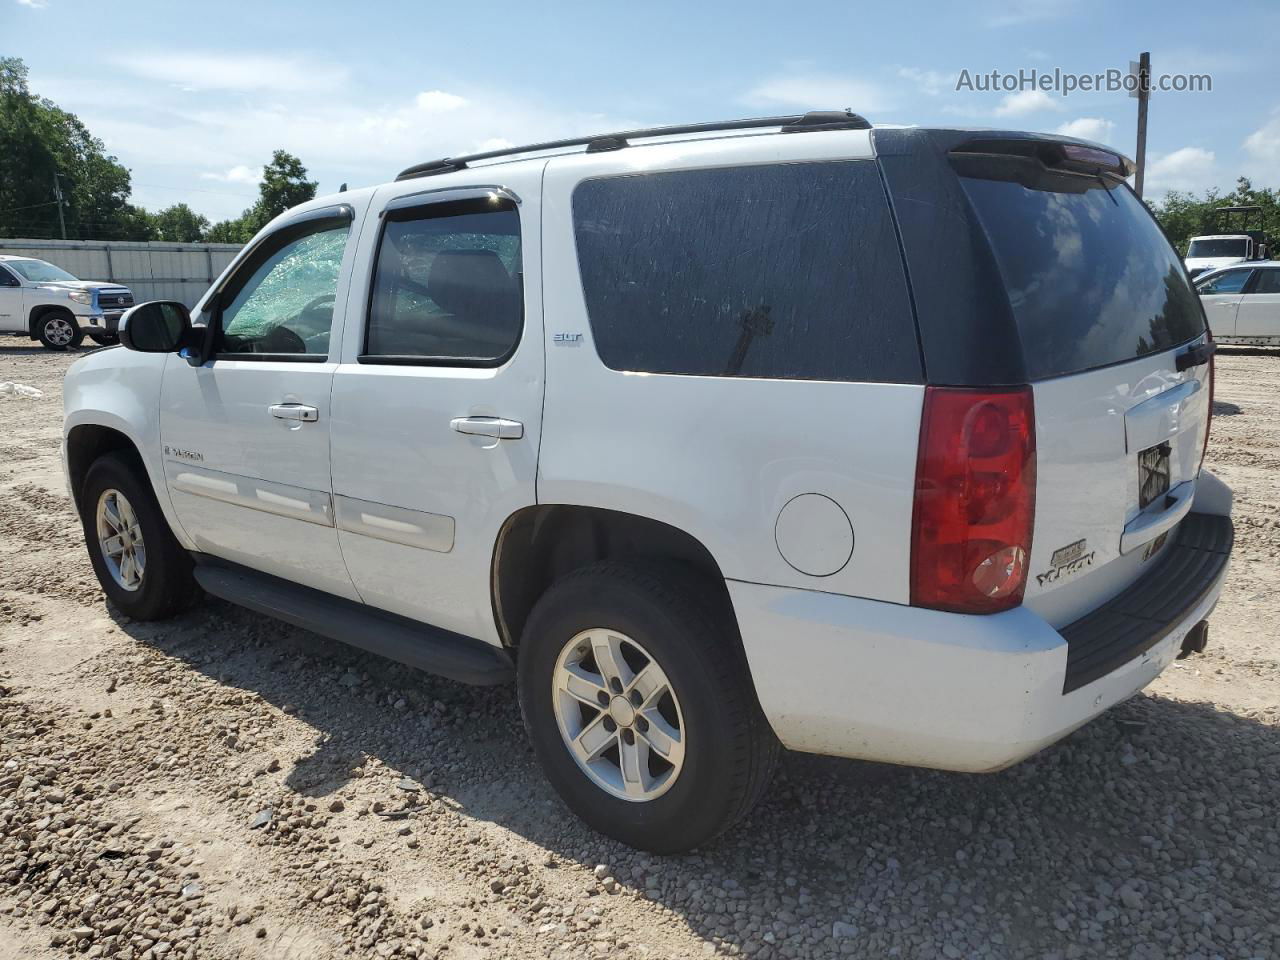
(364, 199), (522, 365)
(572, 162), (921, 383)
(1250, 270), (1280, 294)
(958, 174), (1205, 380)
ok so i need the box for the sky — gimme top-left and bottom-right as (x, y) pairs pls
(7, 0), (1280, 223)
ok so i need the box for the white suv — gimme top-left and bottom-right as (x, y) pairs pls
(0, 255), (134, 349)
(62, 114), (1234, 852)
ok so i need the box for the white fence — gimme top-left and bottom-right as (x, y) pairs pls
(0, 238), (243, 308)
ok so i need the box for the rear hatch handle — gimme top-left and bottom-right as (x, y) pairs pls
(1175, 340), (1216, 372)
(1119, 479), (1196, 555)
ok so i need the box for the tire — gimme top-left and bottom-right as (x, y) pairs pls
(79, 451), (200, 620)
(36, 310), (84, 351)
(518, 561), (779, 852)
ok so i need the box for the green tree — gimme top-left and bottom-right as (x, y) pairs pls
(0, 56), (152, 240)
(206, 150), (317, 243)
(150, 203), (210, 242)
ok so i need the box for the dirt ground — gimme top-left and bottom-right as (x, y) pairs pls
(1, 345), (1278, 960)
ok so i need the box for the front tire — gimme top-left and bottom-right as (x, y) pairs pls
(80, 451), (200, 620)
(36, 310), (84, 351)
(518, 561), (778, 852)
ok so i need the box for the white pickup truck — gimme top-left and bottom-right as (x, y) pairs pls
(0, 255), (134, 349)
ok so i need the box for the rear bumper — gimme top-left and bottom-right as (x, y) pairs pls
(731, 511), (1232, 773)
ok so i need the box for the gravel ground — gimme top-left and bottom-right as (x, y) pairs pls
(1, 345), (1278, 960)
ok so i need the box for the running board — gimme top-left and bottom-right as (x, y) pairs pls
(192, 560), (513, 686)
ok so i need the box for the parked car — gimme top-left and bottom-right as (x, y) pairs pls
(0, 255), (134, 349)
(1196, 261), (1280, 346)
(61, 114), (1234, 852)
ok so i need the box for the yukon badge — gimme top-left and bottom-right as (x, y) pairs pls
(1036, 538), (1095, 587)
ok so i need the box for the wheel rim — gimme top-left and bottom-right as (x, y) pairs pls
(95, 489), (145, 592)
(45, 317), (74, 346)
(551, 628), (686, 802)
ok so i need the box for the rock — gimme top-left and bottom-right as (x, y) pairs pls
(396, 777), (420, 793)
(593, 864), (610, 881)
(328, 799), (344, 813)
(832, 921), (858, 939)
(1119, 887), (1144, 910)
(338, 673), (361, 688)
(248, 809), (273, 830)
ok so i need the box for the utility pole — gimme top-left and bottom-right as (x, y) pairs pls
(52, 173), (67, 239)
(1132, 52), (1151, 198)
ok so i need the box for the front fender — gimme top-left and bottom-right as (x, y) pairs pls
(62, 350), (194, 550)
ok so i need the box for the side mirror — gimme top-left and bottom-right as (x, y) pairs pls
(119, 301), (191, 353)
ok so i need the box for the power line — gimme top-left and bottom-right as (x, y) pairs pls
(0, 199), (61, 216)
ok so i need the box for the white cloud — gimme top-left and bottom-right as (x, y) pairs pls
(897, 67), (951, 97)
(1055, 117), (1116, 144)
(994, 89), (1061, 117)
(200, 165), (262, 186)
(1146, 147), (1216, 193)
(16, 0), (48, 7)
(1244, 113), (1280, 165)
(415, 90), (468, 112)
(116, 52), (348, 93)
(742, 70), (890, 113)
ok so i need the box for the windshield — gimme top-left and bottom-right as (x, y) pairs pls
(1187, 238), (1248, 259)
(6, 259), (80, 283)
(959, 173), (1206, 380)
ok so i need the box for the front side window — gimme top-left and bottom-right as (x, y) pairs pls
(8, 259), (79, 283)
(364, 198), (522, 364)
(572, 162), (921, 383)
(219, 222), (350, 357)
(1197, 269), (1253, 295)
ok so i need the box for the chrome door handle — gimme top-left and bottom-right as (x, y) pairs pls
(269, 403), (319, 422)
(450, 416), (524, 440)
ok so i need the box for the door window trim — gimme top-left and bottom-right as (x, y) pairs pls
(209, 203), (355, 363)
(356, 188), (525, 369)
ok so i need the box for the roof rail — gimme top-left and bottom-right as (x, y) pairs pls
(395, 110), (871, 181)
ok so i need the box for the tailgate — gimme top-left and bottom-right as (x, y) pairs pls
(1026, 347), (1211, 627)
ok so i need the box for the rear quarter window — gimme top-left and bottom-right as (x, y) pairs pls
(958, 174), (1205, 380)
(572, 161), (922, 383)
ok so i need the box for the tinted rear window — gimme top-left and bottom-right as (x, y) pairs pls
(958, 174), (1205, 380)
(572, 162), (921, 383)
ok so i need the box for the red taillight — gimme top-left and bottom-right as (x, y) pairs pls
(910, 386), (1037, 614)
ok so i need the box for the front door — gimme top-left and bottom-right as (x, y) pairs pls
(330, 176), (545, 644)
(160, 204), (363, 599)
(0, 265), (23, 332)
(1196, 267), (1253, 337)
(1234, 268), (1280, 339)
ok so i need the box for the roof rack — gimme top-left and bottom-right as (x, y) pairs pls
(395, 110), (871, 181)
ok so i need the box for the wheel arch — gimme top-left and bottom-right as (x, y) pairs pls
(65, 423), (145, 515)
(491, 504), (738, 653)
(29, 303), (75, 339)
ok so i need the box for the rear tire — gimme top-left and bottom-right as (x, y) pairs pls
(518, 561), (779, 852)
(36, 310), (84, 351)
(80, 451), (200, 620)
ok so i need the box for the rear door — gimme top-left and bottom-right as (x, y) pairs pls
(329, 172), (544, 644)
(1234, 268), (1280, 339)
(953, 162), (1211, 628)
(1196, 267), (1253, 337)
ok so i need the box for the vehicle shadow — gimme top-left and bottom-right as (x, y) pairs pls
(1216, 346), (1280, 359)
(107, 599), (1279, 957)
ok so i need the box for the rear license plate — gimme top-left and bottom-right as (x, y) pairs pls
(1138, 442), (1171, 509)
